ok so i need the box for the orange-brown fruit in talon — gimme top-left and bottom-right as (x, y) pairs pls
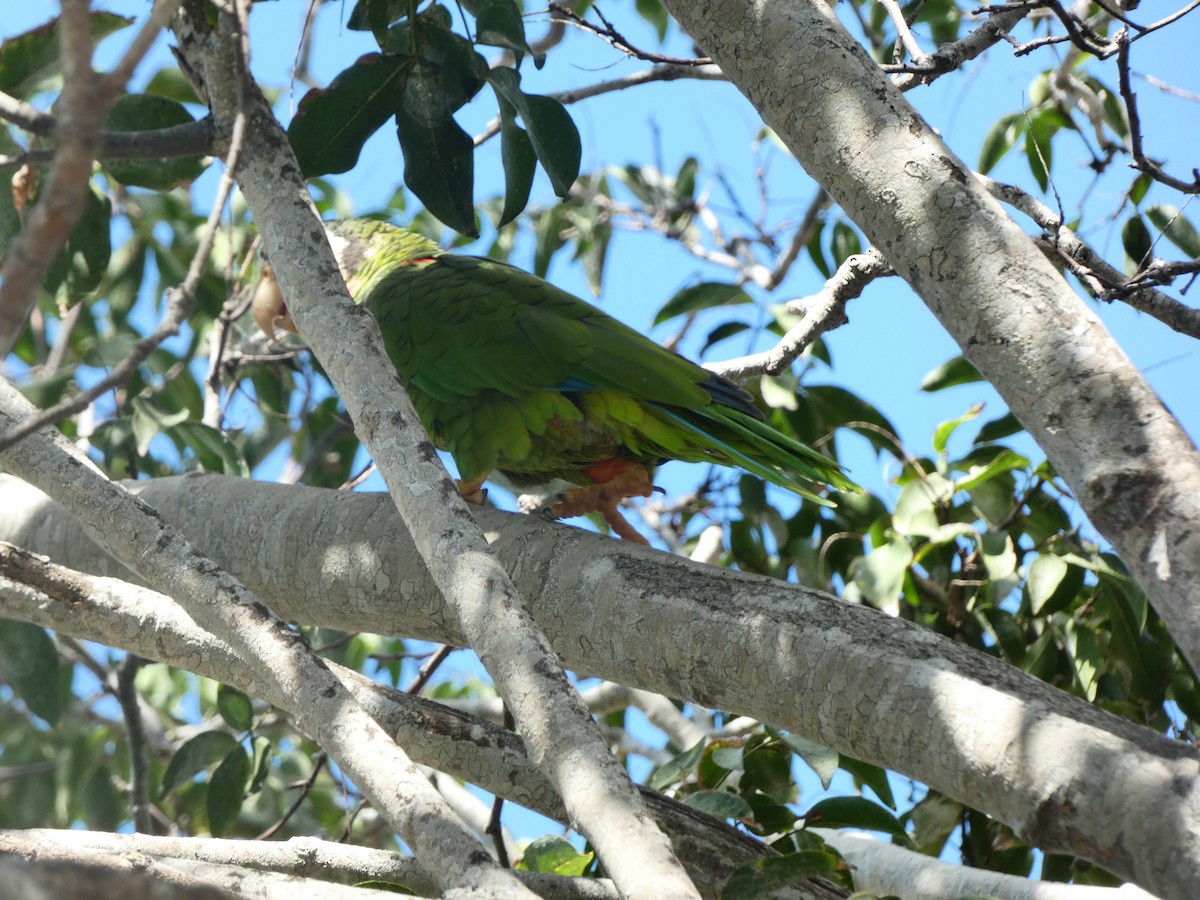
(455, 477), (490, 505)
(252, 265), (296, 339)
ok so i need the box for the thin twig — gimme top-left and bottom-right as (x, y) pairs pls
(405, 644), (456, 694)
(115, 655), (153, 834)
(1116, 33), (1200, 194)
(485, 705), (516, 867)
(548, 2), (712, 66)
(981, 175), (1200, 339)
(474, 64), (724, 146)
(255, 752), (328, 840)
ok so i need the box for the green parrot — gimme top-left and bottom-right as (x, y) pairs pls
(255, 218), (854, 543)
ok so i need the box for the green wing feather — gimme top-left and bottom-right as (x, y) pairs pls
(326, 219), (853, 499)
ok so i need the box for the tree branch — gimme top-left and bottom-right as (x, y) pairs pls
(981, 176), (1200, 340)
(708, 248), (893, 380)
(169, 4), (699, 896)
(0, 399), (528, 897)
(0, 540), (831, 899)
(2, 473), (1195, 897)
(3, 830), (621, 900)
(814, 829), (1159, 900)
(660, 0), (1200, 730)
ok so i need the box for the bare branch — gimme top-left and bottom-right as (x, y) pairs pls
(708, 248), (894, 380)
(981, 176), (1200, 340)
(172, 4), (701, 896)
(548, 2), (712, 66)
(0, 2), (108, 358)
(4, 472), (1197, 895)
(0, 541), (816, 898)
(814, 829), (1160, 900)
(1116, 33), (1200, 194)
(475, 64), (724, 146)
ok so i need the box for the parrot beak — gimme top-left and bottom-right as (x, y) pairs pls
(251, 264), (297, 340)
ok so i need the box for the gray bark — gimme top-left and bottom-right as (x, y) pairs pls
(658, 0), (1200, 674)
(1, 474), (1195, 899)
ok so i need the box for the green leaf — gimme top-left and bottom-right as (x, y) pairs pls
(207, 747), (251, 836)
(347, 0), (409, 34)
(975, 412), (1023, 444)
(684, 790), (752, 820)
(803, 795), (907, 840)
(933, 403), (982, 456)
(650, 738), (706, 791)
(653, 282), (752, 326)
(44, 183), (111, 300)
(837, 756), (896, 808)
(1027, 554), (1068, 615)
(168, 422), (250, 476)
(778, 732), (839, 790)
(101, 94), (208, 190)
(760, 374), (799, 411)
(217, 684), (254, 732)
(1025, 109), (1057, 193)
(742, 740), (793, 795)
(160, 731), (240, 798)
(955, 449), (1029, 492)
(1129, 173), (1153, 207)
(516, 835), (593, 876)
(395, 94), (476, 235)
(830, 220), (862, 267)
(721, 851), (847, 900)
(910, 792), (963, 856)
(1062, 619), (1101, 701)
(487, 67), (581, 199)
(247, 736), (272, 795)
(916, 0), (963, 45)
(0, 619), (62, 724)
(1121, 214), (1153, 273)
(848, 535), (913, 615)
(979, 113), (1022, 174)
(461, 0), (531, 55)
(496, 97), (536, 226)
(0, 12), (132, 98)
(289, 53), (409, 177)
(1145, 204), (1200, 258)
(701, 321), (751, 355)
(143, 67), (203, 105)
(131, 396), (188, 457)
(806, 220), (830, 278)
(921, 356), (982, 392)
(635, 0), (670, 41)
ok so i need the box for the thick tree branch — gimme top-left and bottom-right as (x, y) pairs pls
(2, 474), (1195, 898)
(0, 402), (528, 898)
(0, 540), (833, 900)
(169, 4), (698, 896)
(3, 831), (621, 900)
(813, 830), (1159, 900)
(661, 0), (1200, 708)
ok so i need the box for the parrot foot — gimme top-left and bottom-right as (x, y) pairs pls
(455, 477), (489, 506)
(542, 466), (655, 545)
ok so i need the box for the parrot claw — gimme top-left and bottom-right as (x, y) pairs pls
(537, 466), (654, 545)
